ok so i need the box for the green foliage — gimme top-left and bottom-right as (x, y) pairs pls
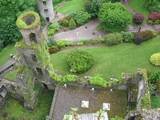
(89, 75), (107, 87)
(62, 74), (78, 83)
(150, 53), (160, 66)
(0, 0), (36, 49)
(66, 50), (94, 73)
(121, 32), (134, 43)
(144, 0), (160, 12)
(149, 71), (160, 94)
(103, 33), (123, 46)
(68, 18), (77, 29)
(72, 10), (91, 25)
(48, 22), (61, 36)
(140, 69), (151, 109)
(151, 96), (160, 108)
(56, 40), (71, 48)
(98, 2), (132, 32)
(111, 116), (123, 120)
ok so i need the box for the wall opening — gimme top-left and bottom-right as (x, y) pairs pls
(44, 9), (48, 13)
(29, 33), (37, 43)
(36, 68), (43, 75)
(31, 54), (37, 62)
(46, 17), (50, 22)
(42, 0), (47, 5)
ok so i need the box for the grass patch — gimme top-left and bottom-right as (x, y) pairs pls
(4, 69), (17, 81)
(0, 45), (16, 66)
(151, 96), (160, 108)
(50, 36), (160, 80)
(55, 0), (86, 14)
(128, 0), (149, 16)
(0, 89), (53, 120)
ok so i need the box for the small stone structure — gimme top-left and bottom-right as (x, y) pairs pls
(37, 0), (55, 23)
(0, 84), (7, 108)
(16, 11), (42, 45)
(126, 109), (160, 120)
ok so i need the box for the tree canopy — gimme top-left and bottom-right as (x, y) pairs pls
(0, 0), (36, 50)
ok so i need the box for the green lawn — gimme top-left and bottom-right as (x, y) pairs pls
(4, 69), (17, 81)
(0, 89), (53, 120)
(51, 36), (160, 80)
(151, 96), (160, 108)
(0, 45), (16, 66)
(128, 0), (149, 16)
(55, 0), (86, 14)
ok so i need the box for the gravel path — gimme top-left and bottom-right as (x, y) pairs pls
(53, 20), (106, 42)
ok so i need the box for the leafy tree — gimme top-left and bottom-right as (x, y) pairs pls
(98, 2), (132, 32)
(0, 0), (36, 48)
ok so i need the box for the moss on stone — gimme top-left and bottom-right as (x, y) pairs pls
(16, 11), (40, 30)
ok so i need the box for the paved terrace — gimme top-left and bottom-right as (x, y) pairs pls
(48, 86), (127, 120)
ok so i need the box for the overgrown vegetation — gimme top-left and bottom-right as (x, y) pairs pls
(66, 50), (94, 74)
(0, 0), (36, 50)
(98, 2), (132, 32)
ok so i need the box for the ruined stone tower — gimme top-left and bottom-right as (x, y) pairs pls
(37, 0), (55, 23)
(15, 11), (55, 109)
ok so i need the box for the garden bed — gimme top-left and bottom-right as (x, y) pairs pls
(51, 36), (160, 80)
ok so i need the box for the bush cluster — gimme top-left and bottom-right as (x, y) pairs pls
(148, 12), (160, 24)
(89, 75), (107, 87)
(72, 10), (91, 26)
(98, 2), (132, 32)
(59, 10), (91, 29)
(103, 32), (134, 46)
(133, 13), (145, 25)
(149, 71), (160, 94)
(144, 0), (160, 12)
(48, 22), (61, 36)
(103, 33), (123, 46)
(66, 50), (94, 74)
(150, 53), (160, 66)
(134, 30), (156, 45)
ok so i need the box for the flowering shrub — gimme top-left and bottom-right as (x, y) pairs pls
(133, 13), (144, 25)
(148, 12), (160, 24)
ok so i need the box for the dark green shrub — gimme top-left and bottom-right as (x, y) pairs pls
(98, 2), (132, 32)
(149, 71), (160, 93)
(121, 32), (134, 43)
(68, 18), (77, 29)
(89, 74), (107, 87)
(66, 50), (94, 73)
(59, 17), (70, 27)
(72, 10), (91, 25)
(0, 0), (36, 49)
(48, 22), (60, 36)
(134, 30), (155, 44)
(48, 46), (60, 54)
(104, 33), (123, 46)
